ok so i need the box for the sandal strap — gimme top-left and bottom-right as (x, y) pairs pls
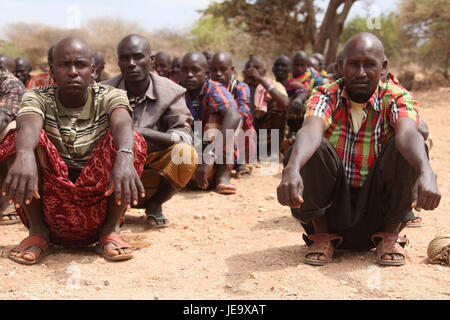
(308, 233), (343, 248)
(305, 233), (343, 260)
(11, 235), (49, 260)
(371, 232), (408, 247)
(99, 233), (130, 250)
(371, 232), (407, 259)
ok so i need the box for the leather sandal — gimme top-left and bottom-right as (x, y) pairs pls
(371, 232), (408, 266)
(303, 233), (343, 266)
(8, 235), (49, 265)
(95, 232), (133, 261)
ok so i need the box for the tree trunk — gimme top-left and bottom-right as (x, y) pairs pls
(313, 0), (357, 66)
(304, 0), (317, 45)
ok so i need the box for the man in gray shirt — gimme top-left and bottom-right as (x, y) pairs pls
(103, 34), (197, 228)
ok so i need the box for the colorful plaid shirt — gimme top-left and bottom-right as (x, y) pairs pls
(305, 78), (419, 188)
(0, 72), (26, 121)
(286, 67), (323, 96)
(228, 76), (252, 120)
(185, 79), (237, 131)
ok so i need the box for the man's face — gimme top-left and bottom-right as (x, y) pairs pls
(292, 56), (308, 78)
(154, 56), (171, 78)
(243, 60), (265, 87)
(180, 57), (207, 92)
(118, 41), (152, 83)
(14, 61), (31, 84)
(51, 46), (94, 96)
(210, 58), (233, 87)
(272, 58), (290, 82)
(171, 59), (181, 75)
(343, 49), (384, 103)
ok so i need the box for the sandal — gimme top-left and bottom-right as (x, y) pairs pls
(303, 233), (343, 266)
(406, 216), (422, 228)
(95, 232), (133, 261)
(216, 183), (237, 195)
(371, 232), (408, 266)
(235, 164), (253, 178)
(146, 214), (169, 229)
(8, 235), (49, 265)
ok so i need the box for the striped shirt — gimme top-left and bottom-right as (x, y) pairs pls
(185, 79), (237, 131)
(18, 84), (131, 170)
(286, 67), (323, 96)
(305, 78), (419, 188)
(228, 76), (252, 120)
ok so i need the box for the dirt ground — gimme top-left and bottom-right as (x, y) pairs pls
(0, 88), (449, 301)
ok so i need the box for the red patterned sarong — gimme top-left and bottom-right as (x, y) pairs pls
(0, 130), (146, 246)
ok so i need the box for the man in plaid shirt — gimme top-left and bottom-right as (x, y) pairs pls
(278, 33), (441, 266)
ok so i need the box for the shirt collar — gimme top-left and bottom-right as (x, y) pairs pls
(118, 74), (156, 101)
(55, 86), (93, 120)
(341, 82), (382, 112)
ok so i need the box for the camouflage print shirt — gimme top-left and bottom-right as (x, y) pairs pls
(0, 71), (26, 121)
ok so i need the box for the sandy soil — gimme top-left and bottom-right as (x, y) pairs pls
(0, 88), (449, 300)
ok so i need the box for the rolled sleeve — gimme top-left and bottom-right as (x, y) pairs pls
(304, 86), (333, 130)
(385, 86), (420, 127)
(103, 87), (132, 116)
(17, 90), (46, 121)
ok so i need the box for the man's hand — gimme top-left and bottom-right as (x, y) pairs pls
(243, 68), (263, 85)
(105, 152), (145, 208)
(2, 151), (40, 208)
(277, 165), (304, 208)
(290, 98), (306, 117)
(412, 169), (441, 210)
(194, 163), (213, 190)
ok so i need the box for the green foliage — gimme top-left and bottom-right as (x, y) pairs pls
(189, 15), (232, 52)
(341, 13), (402, 62)
(398, 0), (450, 77)
(0, 40), (27, 58)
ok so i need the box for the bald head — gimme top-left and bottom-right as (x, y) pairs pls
(210, 51), (234, 86)
(154, 51), (171, 77)
(117, 34), (153, 84)
(180, 51), (209, 91)
(272, 55), (291, 83)
(50, 37), (95, 99)
(341, 32), (387, 103)
(212, 51), (233, 66)
(14, 57), (32, 84)
(342, 32), (385, 62)
(0, 54), (16, 73)
(53, 37), (93, 64)
(182, 51), (208, 69)
(117, 34), (151, 56)
(292, 50), (309, 78)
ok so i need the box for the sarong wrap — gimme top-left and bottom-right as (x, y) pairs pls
(0, 129), (147, 246)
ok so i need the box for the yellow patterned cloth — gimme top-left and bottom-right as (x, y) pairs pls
(137, 142), (198, 207)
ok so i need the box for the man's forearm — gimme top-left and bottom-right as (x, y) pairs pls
(285, 116), (324, 171)
(136, 127), (173, 148)
(110, 109), (135, 151)
(16, 115), (43, 152)
(395, 120), (430, 173)
(258, 78), (289, 109)
(0, 115), (9, 134)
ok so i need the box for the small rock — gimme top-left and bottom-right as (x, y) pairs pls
(95, 285), (102, 291)
(154, 295), (159, 300)
(225, 284), (233, 289)
(249, 273), (257, 279)
(258, 208), (268, 213)
(265, 194), (276, 200)
(193, 214), (201, 219)
(201, 215), (208, 220)
(270, 286), (275, 291)
(104, 280), (110, 286)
